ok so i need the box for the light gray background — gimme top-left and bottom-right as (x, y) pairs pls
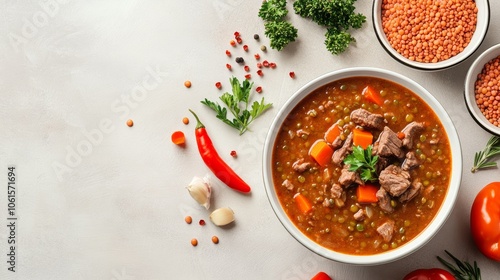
(1, 1), (500, 279)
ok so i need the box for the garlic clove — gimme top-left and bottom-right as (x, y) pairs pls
(186, 176), (212, 209)
(210, 207), (235, 226)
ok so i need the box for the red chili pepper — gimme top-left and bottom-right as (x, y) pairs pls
(188, 110), (251, 193)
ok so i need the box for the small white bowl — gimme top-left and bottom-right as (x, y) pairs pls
(372, 0), (490, 71)
(465, 43), (500, 135)
(262, 67), (462, 265)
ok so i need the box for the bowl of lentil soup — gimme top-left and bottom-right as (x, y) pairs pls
(465, 44), (500, 135)
(262, 68), (461, 265)
(372, 0), (490, 71)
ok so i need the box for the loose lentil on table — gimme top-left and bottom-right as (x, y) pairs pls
(475, 55), (500, 126)
(381, 0), (478, 63)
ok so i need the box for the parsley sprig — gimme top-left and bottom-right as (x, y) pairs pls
(343, 145), (379, 182)
(201, 77), (272, 135)
(258, 0), (298, 51)
(471, 136), (500, 173)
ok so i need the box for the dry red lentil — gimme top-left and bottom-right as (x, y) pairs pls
(254, 53), (261, 60)
(185, 215), (192, 224)
(191, 238), (198, 246)
(184, 80), (192, 88)
(381, 0), (478, 63)
(211, 236), (219, 244)
(263, 60), (269, 67)
(289, 71), (296, 79)
(230, 40), (236, 47)
(126, 119), (134, 127)
(270, 62), (276, 68)
(257, 62), (262, 68)
(236, 37), (242, 44)
(475, 55), (500, 126)
(230, 150), (237, 157)
(182, 117), (189, 125)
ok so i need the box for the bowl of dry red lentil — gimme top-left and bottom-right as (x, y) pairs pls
(373, 0), (490, 71)
(465, 44), (500, 134)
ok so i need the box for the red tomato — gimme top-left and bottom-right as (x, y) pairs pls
(403, 268), (454, 280)
(470, 182), (500, 261)
(311, 271), (332, 280)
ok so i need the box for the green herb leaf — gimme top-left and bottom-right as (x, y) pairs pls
(264, 21), (298, 51)
(471, 136), (500, 173)
(201, 77), (273, 135)
(258, 0), (288, 22)
(343, 145), (379, 182)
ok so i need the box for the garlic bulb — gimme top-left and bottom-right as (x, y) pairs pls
(210, 207), (235, 226)
(186, 176), (212, 209)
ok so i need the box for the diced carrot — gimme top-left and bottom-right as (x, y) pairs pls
(171, 131), (186, 146)
(362, 85), (383, 106)
(311, 272), (332, 280)
(324, 122), (341, 144)
(308, 139), (334, 166)
(294, 193), (313, 215)
(357, 184), (379, 203)
(352, 128), (373, 149)
(397, 131), (405, 140)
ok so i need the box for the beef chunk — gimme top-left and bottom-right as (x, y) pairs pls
(332, 133), (353, 165)
(379, 165), (411, 196)
(399, 179), (423, 203)
(292, 158), (311, 173)
(282, 179), (294, 191)
(377, 220), (395, 242)
(402, 151), (420, 171)
(376, 188), (394, 213)
(376, 127), (404, 158)
(350, 108), (385, 130)
(331, 136), (343, 149)
(330, 183), (344, 199)
(376, 156), (391, 174)
(354, 209), (366, 221)
(338, 165), (363, 187)
(401, 122), (425, 149)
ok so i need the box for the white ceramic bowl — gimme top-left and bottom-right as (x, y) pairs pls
(372, 0), (490, 71)
(465, 43), (500, 135)
(262, 67), (462, 265)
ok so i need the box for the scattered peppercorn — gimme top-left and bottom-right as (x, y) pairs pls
(263, 60), (269, 67)
(270, 62), (276, 68)
(236, 37), (242, 44)
(191, 238), (198, 246)
(230, 150), (237, 157)
(126, 119), (134, 127)
(182, 117), (189, 125)
(257, 70), (263, 77)
(226, 63), (232, 70)
(260, 45), (267, 52)
(235, 57), (244, 64)
(245, 74), (251, 80)
(256, 86), (263, 93)
(230, 40), (236, 47)
(184, 80), (192, 88)
(234, 31), (240, 38)
(256, 62), (262, 68)
(199, 219), (206, 226)
(225, 50), (231, 56)
(185, 216), (193, 224)
(215, 82), (222, 89)
(244, 65), (250, 72)
(289, 71), (296, 78)
(254, 53), (260, 60)
(212, 236), (219, 244)
(254, 34), (260, 40)
(243, 45), (249, 51)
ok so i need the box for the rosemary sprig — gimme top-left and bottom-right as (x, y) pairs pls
(471, 136), (500, 173)
(437, 250), (481, 280)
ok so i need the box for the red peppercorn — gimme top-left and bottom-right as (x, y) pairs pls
(270, 62), (276, 68)
(254, 53), (260, 60)
(245, 74), (251, 80)
(225, 50), (231, 56)
(289, 71), (296, 78)
(230, 150), (237, 157)
(230, 40), (236, 47)
(244, 65), (250, 72)
(243, 45), (249, 51)
(257, 70), (263, 76)
(215, 82), (222, 89)
(226, 63), (232, 70)
(263, 60), (269, 67)
(256, 86), (263, 93)
(236, 37), (242, 44)
(256, 62), (262, 68)
(199, 219), (206, 226)
(234, 31), (240, 38)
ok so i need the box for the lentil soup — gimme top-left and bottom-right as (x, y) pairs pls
(271, 76), (452, 255)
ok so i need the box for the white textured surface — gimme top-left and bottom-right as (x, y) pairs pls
(1, 1), (500, 279)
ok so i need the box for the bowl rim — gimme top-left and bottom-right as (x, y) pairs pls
(464, 43), (500, 135)
(262, 67), (462, 265)
(371, 0), (490, 71)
